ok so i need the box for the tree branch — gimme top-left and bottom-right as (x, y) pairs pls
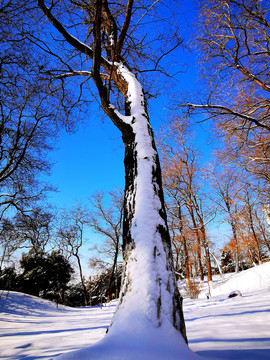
(186, 103), (270, 132)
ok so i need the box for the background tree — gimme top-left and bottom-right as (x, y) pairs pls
(14, 208), (54, 252)
(237, 183), (268, 265)
(20, 249), (73, 301)
(186, 0), (270, 191)
(0, 218), (22, 269)
(160, 120), (215, 287)
(87, 265), (123, 306)
(0, 0), (65, 217)
(88, 189), (123, 302)
(57, 204), (90, 306)
(209, 167), (243, 272)
(0, 207), (55, 269)
(253, 207), (270, 253)
(0, 265), (19, 294)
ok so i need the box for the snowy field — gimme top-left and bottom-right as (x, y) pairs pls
(0, 262), (270, 360)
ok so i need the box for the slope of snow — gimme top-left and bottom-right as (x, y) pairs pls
(199, 262), (270, 298)
(0, 262), (270, 359)
(185, 288), (270, 360)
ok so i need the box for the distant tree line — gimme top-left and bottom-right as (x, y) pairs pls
(0, 247), (122, 307)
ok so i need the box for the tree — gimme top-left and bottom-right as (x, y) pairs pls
(263, 204), (270, 226)
(88, 190), (123, 302)
(220, 249), (236, 273)
(20, 249), (50, 297)
(0, 1), (60, 217)
(87, 265), (122, 306)
(0, 218), (22, 269)
(57, 204), (90, 306)
(0, 207), (54, 269)
(186, 0), (270, 187)
(20, 249), (73, 300)
(160, 121), (214, 286)
(14, 208), (55, 252)
(210, 168), (242, 272)
(238, 184), (265, 265)
(47, 251), (75, 303)
(34, 0), (188, 351)
(253, 207), (270, 253)
(0, 266), (19, 293)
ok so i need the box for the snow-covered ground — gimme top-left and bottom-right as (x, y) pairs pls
(0, 262), (270, 360)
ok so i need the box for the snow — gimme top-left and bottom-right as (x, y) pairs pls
(198, 262), (270, 298)
(1, 262), (270, 359)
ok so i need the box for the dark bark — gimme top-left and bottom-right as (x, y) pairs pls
(188, 207), (204, 282)
(118, 100), (187, 343)
(75, 253), (88, 306)
(107, 235), (119, 302)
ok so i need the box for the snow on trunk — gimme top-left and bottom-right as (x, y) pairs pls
(107, 64), (187, 340)
(57, 63), (201, 359)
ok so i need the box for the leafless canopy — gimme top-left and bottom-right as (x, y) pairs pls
(186, 0), (270, 185)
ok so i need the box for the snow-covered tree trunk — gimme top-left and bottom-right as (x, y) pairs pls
(106, 64), (187, 342)
(36, 1), (195, 357)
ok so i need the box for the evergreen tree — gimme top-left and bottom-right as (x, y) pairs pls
(20, 250), (73, 300)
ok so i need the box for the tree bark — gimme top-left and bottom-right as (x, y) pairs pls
(105, 65), (187, 343)
(178, 206), (191, 286)
(230, 220), (240, 272)
(75, 253), (88, 306)
(107, 235), (119, 302)
(188, 207), (204, 282)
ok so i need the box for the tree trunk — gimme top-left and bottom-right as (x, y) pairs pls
(107, 237), (119, 302)
(178, 206), (191, 285)
(107, 65), (187, 344)
(199, 225), (212, 284)
(250, 227), (262, 265)
(75, 253), (88, 306)
(247, 196), (262, 264)
(224, 197), (240, 272)
(230, 220), (240, 272)
(188, 207), (204, 282)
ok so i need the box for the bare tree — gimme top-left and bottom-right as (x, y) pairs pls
(0, 0), (64, 216)
(0, 207), (55, 268)
(185, 0), (270, 186)
(0, 219), (22, 269)
(239, 184), (263, 264)
(160, 121), (215, 286)
(57, 205), (89, 306)
(34, 0), (187, 347)
(253, 207), (270, 253)
(88, 190), (123, 302)
(210, 168), (242, 272)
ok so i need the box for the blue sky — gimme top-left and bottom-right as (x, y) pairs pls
(47, 114), (125, 208)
